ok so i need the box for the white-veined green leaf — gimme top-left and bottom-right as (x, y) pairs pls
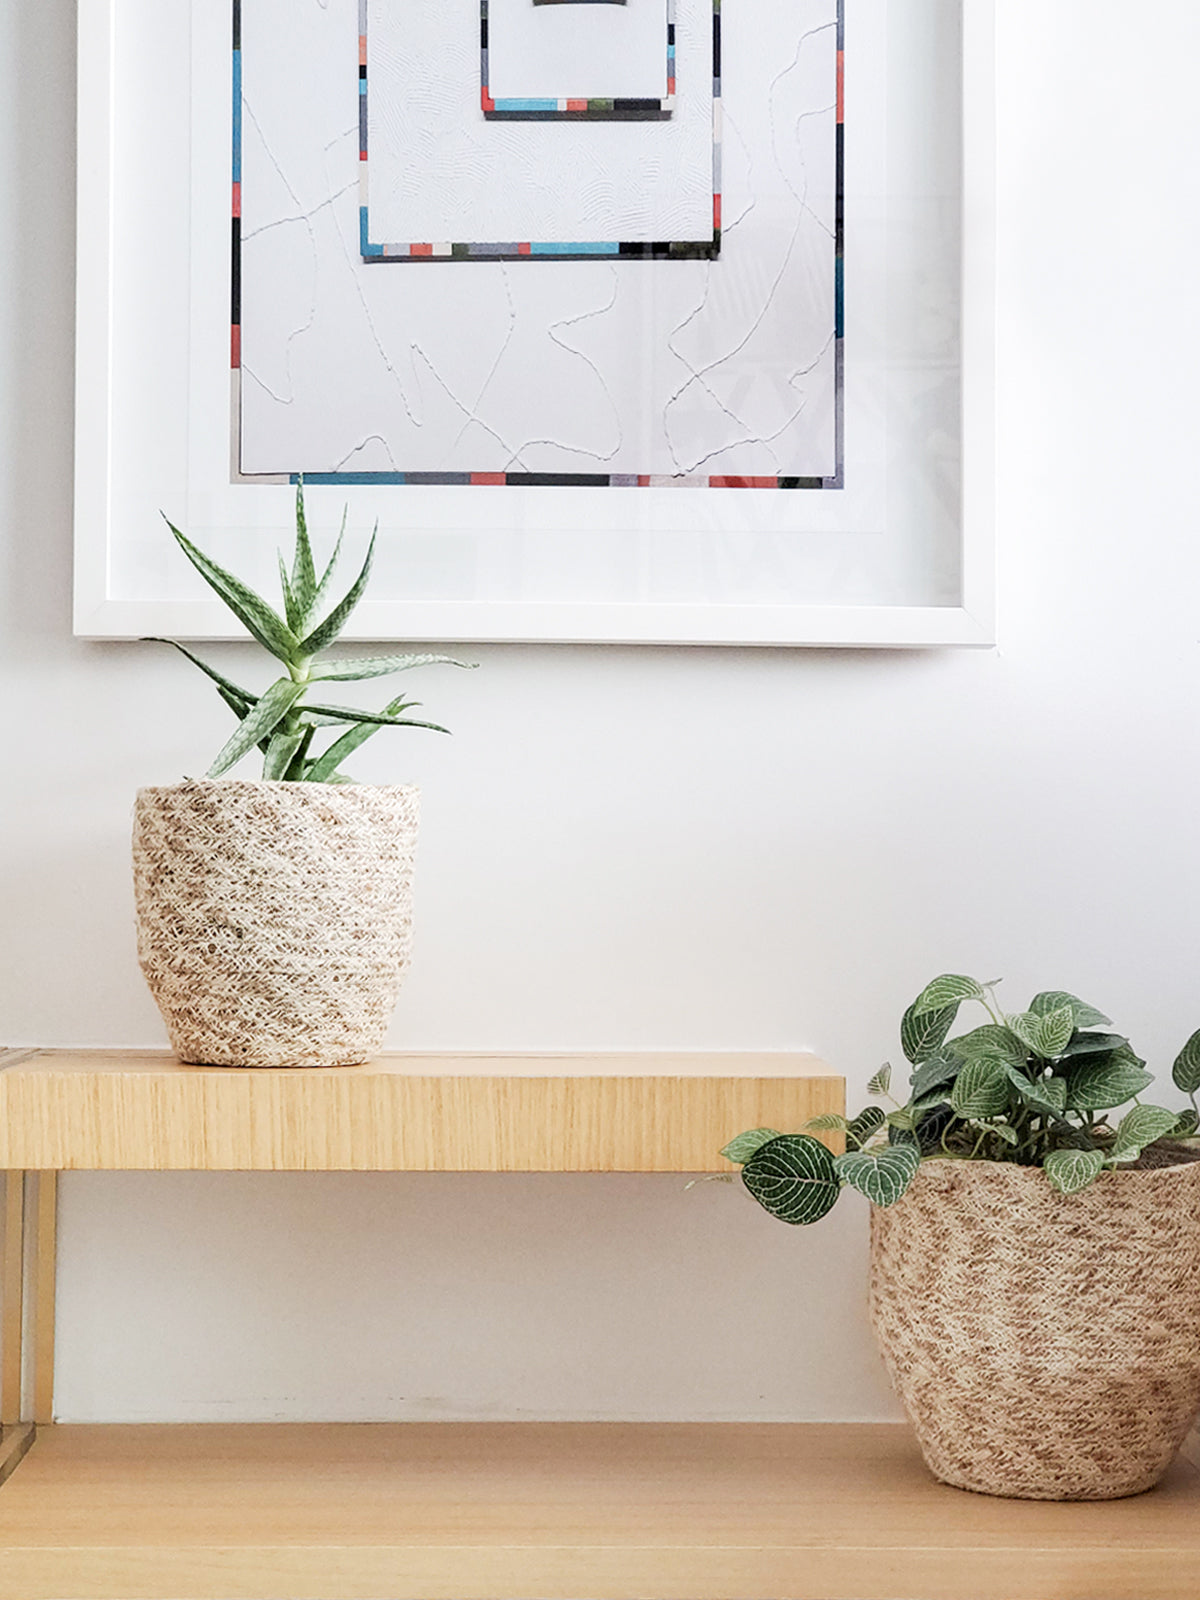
(741, 1135), (842, 1226)
(847, 1106), (886, 1147)
(1173, 1029), (1200, 1095)
(900, 1001), (959, 1064)
(1107, 1105), (1179, 1164)
(1029, 991), (1112, 1029)
(950, 1056), (1010, 1118)
(206, 678), (306, 778)
(1059, 1031), (1133, 1059)
(1044, 1148), (1105, 1195)
(1004, 1064), (1068, 1117)
(989, 1124), (1020, 1146)
(1067, 1060), (1154, 1112)
(803, 1113), (850, 1134)
(834, 1142), (920, 1207)
(946, 1024), (1026, 1065)
(719, 1128), (782, 1165)
(911, 975), (986, 1017)
(164, 519), (300, 663)
(867, 1064), (892, 1096)
(1172, 1108), (1199, 1138)
(1007, 1006), (1075, 1060)
(909, 1053), (962, 1099)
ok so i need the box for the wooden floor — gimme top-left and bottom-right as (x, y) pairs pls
(0, 1422), (1194, 1600)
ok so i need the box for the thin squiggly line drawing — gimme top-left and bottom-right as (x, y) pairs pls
(334, 432), (401, 472)
(502, 269), (626, 470)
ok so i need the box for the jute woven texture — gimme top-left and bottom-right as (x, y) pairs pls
(133, 782), (419, 1067)
(869, 1157), (1200, 1500)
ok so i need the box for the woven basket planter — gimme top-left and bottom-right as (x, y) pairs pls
(869, 1157), (1200, 1500)
(132, 781), (419, 1067)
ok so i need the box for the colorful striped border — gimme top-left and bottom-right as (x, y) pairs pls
(481, 0), (676, 120)
(231, 0), (844, 490)
(357, 0), (718, 261)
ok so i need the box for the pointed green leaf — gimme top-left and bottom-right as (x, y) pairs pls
(1173, 1029), (1200, 1095)
(146, 638), (256, 709)
(206, 678), (306, 778)
(309, 653), (471, 683)
(1172, 1108), (1200, 1138)
(282, 725), (316, 781)
(846, 1106), (886, 1148)
(950, 1056), (1010, 1118)
(304, 701), (449, 732)
(719, 1128), (782, 1165)
(911, 975), (986, 1016)
(163, 519), (300, 663)
(309, 505), (347, 623)
(262, 725), (305, 781)
(989, 1123), (1020, 1147)
(214, 686), (273, 755)
(867, 1064), (892, 1097)
(1067, 1060), (1154, 1112)
(278, 552), (303, 635)
(1044, 1148), (1105, 1196)
(299, 527), (376, 656)
(1029, 991), (1112, 1029)
(834, 1142), (920, 1208)
(741, 1135), (841, 1226)
(1107, 1105), (1180, 1164)
(1007, 1006), (1075, 1060)
(900, 1001), (959, 1064)
(290, 480), (318, 624)
(945, 1024), (1027, 1065)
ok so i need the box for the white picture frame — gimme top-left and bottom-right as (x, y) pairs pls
(73, 0), (996, 648)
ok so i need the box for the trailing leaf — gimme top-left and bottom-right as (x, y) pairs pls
(1173, 1029), (1200, 1095)
(900, 1001), (959, 1064)
(834, 1143), (920, 1207)
(911, 975), (986, 1016)
(720, 1128), (782, 1165)
(1044, 1148), (1105, 1196)
(1029, 991), (1111, 1029)
(950, 1056), (1010, 1119)
(741, 1135), (841, 1226)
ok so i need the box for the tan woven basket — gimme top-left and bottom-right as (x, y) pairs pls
(132, 781), (419, 1067)
(869, 1157), (1200, 1500)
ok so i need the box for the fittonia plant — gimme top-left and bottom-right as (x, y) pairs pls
(722, 975), (1200, 1225)
(151, 484), (472, 783)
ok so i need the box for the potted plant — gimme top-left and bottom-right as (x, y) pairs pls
(132, 487), (471, 1068)
(721, 975), (1200, 1501)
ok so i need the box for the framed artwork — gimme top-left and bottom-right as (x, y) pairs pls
(74, 0), (995, 646)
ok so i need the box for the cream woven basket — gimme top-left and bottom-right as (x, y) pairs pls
(869, 1156), (1200, 1501)
(132, 781), (419, 1067)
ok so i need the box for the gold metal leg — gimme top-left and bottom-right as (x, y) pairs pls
(31, 1172), (57, 1426)
(1, 1174), (24, 1426)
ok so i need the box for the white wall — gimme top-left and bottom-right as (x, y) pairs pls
(2, 0), (1199, 1423)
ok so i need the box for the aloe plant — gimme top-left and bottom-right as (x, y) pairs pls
(151, 485), (472, 783)
(722, 975), (1200, 1226)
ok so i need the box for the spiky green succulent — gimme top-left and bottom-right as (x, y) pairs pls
(151, 484), (472, 783)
